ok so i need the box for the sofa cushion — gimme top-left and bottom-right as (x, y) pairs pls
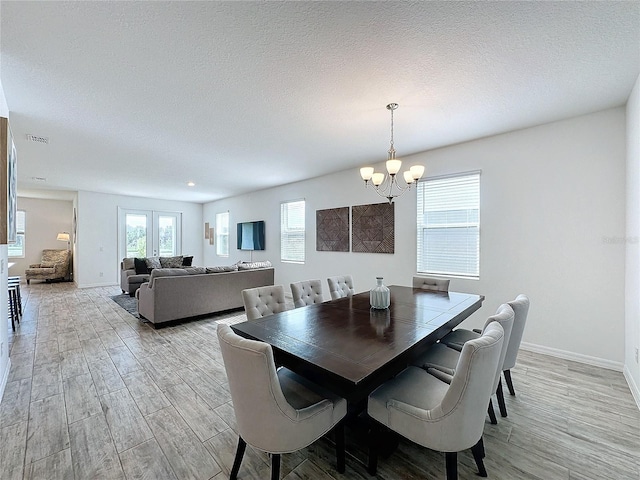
(123, 258), (135, 270)
(128, 274), (150, 284)
(146, 257), (162, 270)
(206, 265), (239, 273)
(160, 256), (184, 268)
(184, 267), (207, 275)
(40, 261), (56, 268)
(237, 260), (273, 270)
(149, 268), (189, 288)
(135, 258), (150, 274)
(182, 255), (194, 267)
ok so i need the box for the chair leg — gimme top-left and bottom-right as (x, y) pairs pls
(335, 421), (345, 473)
(230, 436), (246, 480)
(504, 369), (516, 396)
(271, 453), (281, 480)
(487, 399), (497, 424)
(470, 438), (488, 477)
(368, 421), (381, 475)
(445, 452), (458, 480)
(496, 379), (508, 417)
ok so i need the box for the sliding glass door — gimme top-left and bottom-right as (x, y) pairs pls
(119, 208), (182, 259)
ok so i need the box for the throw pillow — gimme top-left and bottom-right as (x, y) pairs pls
(134, 258), (150, 274)
(123, 258), (135, 270)
(182, 255), (194, 266)
(160, 256), (184, 268)
(146, 256), (161, 270)
(237, 260), (273, 270)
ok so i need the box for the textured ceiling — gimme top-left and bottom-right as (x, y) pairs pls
(1, 1), (639, 203)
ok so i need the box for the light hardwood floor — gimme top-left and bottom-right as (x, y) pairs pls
(1, 282), (639, 480)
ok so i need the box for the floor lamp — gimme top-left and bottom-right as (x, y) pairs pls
(57, 232), (72, 281)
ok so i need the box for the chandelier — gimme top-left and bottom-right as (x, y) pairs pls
(360, 103), (424, 203)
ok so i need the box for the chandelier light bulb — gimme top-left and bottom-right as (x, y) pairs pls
(403, 171), (414, 184)
(372, 172), (385, 186)
(386, 159), (402, 175)
(410, 165), (425, 180)
(360, 167), (374, 181)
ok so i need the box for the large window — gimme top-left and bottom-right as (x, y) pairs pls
(8, 210), (25, 258)
(417, 172), (480, 278)
(216, 212), (229, 257)
(281, 199), (305, 263)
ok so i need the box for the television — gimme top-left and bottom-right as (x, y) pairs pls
(237, 220), (265, 250)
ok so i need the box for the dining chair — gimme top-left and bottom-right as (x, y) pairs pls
(290, 279), (324, 308)
(441, 294), (530, 400)
(412, 275), (450, 292)
(242, 285), (290, 320)
(217, 324), (347, 480)
(327, 275), (355, 300)
(412, 303), (514, 424)
(367, 322), (505, 480)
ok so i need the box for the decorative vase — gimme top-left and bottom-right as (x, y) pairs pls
(370, 277), (390, 309)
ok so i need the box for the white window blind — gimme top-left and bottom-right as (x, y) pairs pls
(281, 200), (305, 263)
(8, 210), (26, 258)
(417, 172), (480, 278)
(216, 212), (229, 257)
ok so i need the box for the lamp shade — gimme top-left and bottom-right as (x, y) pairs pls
(57, 232), (70, 242)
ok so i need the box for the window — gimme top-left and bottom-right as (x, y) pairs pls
(417, 172), (480, 278)
(216, 212), (229, 257)
(281, 200), (305, 263)
(8, 210), (25, 258)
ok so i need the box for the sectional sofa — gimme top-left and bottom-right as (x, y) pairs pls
(136, 263), (275, 326)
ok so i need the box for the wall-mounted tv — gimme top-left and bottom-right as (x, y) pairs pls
(237, 220), (265, 250)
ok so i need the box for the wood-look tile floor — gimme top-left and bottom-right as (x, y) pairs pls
(1, 282), (639, 480)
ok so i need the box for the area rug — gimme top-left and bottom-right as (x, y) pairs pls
(110, 294), (139, 316)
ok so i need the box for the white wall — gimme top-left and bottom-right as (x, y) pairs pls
(10, 197), (73, 278)
(204, 107), (627, 366)
(0, 80), (10, 401)
(625, 73), (640, 406)
(76, 190), (203, 288)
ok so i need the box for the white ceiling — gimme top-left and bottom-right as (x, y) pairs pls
(1, 1), (639, 203)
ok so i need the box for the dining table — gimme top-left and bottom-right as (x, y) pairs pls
(231, 285), (485, 405)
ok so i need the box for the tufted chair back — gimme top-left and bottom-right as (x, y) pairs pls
(327, 275), (355, 300)
(242, 285), (290, 320)
(290, 280), (324, 308)
(412, 276), (450, 292)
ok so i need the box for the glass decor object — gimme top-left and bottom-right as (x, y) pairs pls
(370, 277), (390, 309)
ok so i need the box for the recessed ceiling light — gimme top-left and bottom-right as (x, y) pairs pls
(187, 181), (195, 187)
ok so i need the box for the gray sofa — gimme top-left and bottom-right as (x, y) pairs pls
(121, 255), (192, 296)
(137, 266), (275, 326)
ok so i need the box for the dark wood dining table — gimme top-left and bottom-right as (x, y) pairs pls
(231, 285), (484, 405)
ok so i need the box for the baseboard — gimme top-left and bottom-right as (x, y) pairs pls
(77, 282), (119, 289)
(0, 358), (12, 403)
(623, 366), (640, 410)
(520, 342), (624, 372)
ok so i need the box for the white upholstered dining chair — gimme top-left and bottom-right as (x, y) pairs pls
(367, 322), (505, 479)
(412, 303), (514, 425)
(290, 279), (324, 308)
(412, 275), (450, 292)
(441, 294), (530, 412)
(217, 325), (347, 480)
(241, 285), (291, 320)
(327, 275), (355, 300)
